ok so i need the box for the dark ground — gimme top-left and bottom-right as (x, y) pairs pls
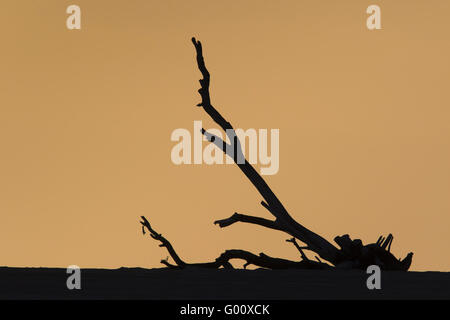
(0, 267), (449, 300)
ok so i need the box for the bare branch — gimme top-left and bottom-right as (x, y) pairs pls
(214, 212), (284, 232)
(140, 216), (186, 268)
(201, 128), (231, 156)
(381, 234), (393, 251)
(387, 236), (393, 252)
(286, 238), (309, 261)
(140, 216), (329, 270)
(215, 250), (329, 270)
(141, 38), (414, 272)
(191, 36), (341, 264)
(192, 38), (238, 143)
(160, 259), (178, 269)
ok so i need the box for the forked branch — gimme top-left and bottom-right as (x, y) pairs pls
(139, 38), (413, 272)
(141, 216), (329, 270)
(214, 213), (284, 232)
(140, 216), (186, 268)
(192, 37), (341, 264)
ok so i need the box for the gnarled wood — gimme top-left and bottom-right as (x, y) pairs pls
(191, 37), (341, 264)
(140, 38), (413, 272)
(141, 216), (328, 270)
(140, 216), (186, 268)
(214, 213), (284, 232)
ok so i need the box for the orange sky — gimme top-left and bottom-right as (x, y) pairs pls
(0, 0), (449, 271)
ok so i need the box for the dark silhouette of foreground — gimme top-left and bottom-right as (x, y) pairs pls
(141, 37), (413, 271)
(0, 267), (449, 299)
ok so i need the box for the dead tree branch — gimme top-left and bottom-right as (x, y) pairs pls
(214, 213), (284, 232)
(140, 216), (186, 268)
(215, 250), (330, 270)
(141, 216), (329, 270)
(192, 37), (341, 264)
(286, 237), (310, 261)
(139, 38), (413, 272)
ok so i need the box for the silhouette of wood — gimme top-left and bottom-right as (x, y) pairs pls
(214, 213), (283, 231)
(140, 37), (414, 271)
(192, 37), (340, 264)
(140, 217), (329, 270)
(140, 216), (185, 268)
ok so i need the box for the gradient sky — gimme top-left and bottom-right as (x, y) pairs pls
(0, 0), (449, 271)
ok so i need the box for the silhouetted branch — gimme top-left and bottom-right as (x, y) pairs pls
(260, 200), (272, 213)
(140, 216), (328, 270)
(214, 213), (284, 232)
(192, 38), (240, 147)
(160, 258), (178, 269)
(214, 250), (329, 270)
(191, 36), (341, 264)
(380, 234), (393, 251)
(286, 238), (310, 261)
(139, 38), (414, 272)
(201, 128), (230, 155)
(400, 252), (414, 271)
(140, 216), (186, 268)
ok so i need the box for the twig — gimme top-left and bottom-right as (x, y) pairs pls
(286, 238), (309, 261)
(140, 216), (186, 268)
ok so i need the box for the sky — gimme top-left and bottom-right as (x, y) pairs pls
(0, 0), (449, 271)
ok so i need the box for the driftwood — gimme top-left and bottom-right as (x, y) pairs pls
(140, 37), (413, 271)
